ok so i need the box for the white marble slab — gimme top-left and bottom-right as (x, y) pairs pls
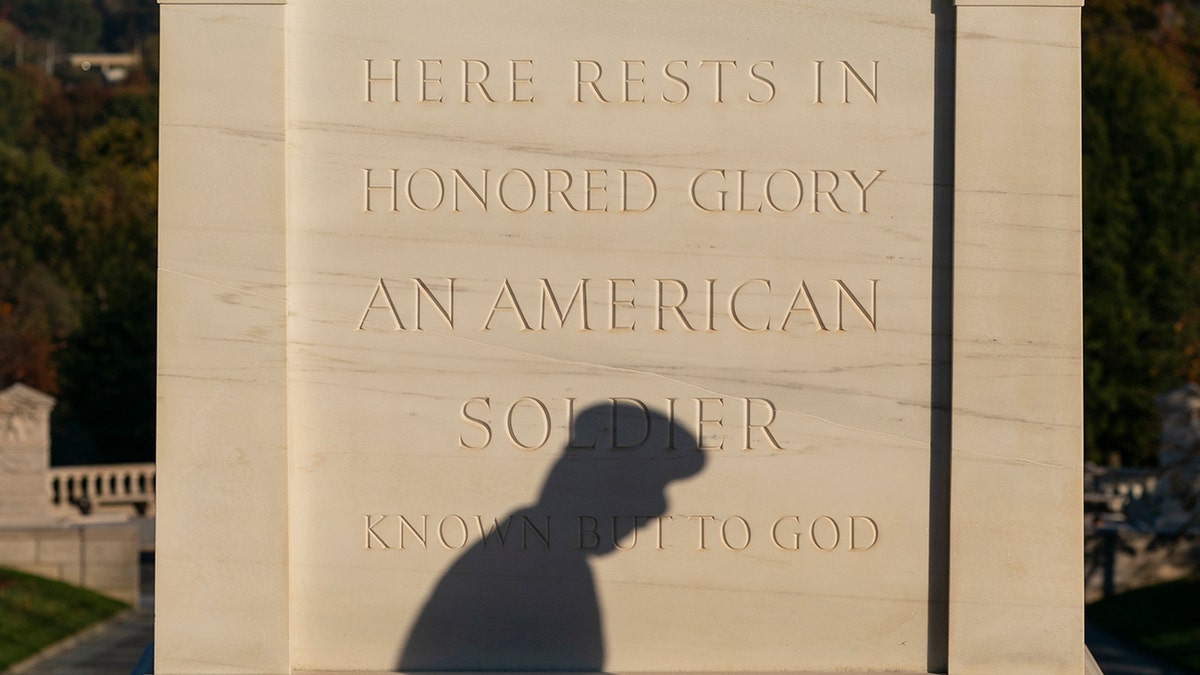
(156, 1), (1084, 672)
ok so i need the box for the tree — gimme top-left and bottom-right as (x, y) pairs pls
(2, 0), (101, 52)
(99, 0), (158, 53)
(0, 142), (76, 393)
(54, 109), (157, 463)
(0, 0), (159, 465)
(1082, 0), (1200, 465)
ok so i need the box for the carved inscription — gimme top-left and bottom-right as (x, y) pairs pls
(347, 45), (908, 566)
(364, 514), (880, 552)
(362, 167), (884, 215)
(363, 167), (658, 214)
(356, 277), (878, 334)
(362, 58), (880, 105)
(458, 396), (784, 452)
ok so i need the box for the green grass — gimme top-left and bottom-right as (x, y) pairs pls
(0, 566), (127, 670)
(1088, 575), (1200, 671)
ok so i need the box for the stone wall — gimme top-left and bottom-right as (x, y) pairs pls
(1085, 530), (1200, 603)
(0, 523), (140, 605)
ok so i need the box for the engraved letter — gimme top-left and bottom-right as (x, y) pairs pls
(703, 279), (717, 332)
(840, 60), (879, 103)
(459, 397), (492, 450)
(461, 59), (497, 102)
(689, 169), (727, 212)
(742, 398), (784, 451)
(611, 397), (651, 450)
(622, 60), (646, 103)
(666, 397), (680, 450)
(737, 169), (762, 213)
(771, 516), (801, 551)
(846, 169), (885, 214)
(654, 279), (696, 332)
(482, 279), (533, 331)
(653, 515), (673, 549)
(850, 516), (879, 551)
(451, 169), (489, 212)
(510, 59), (534, 102)
(399, 515), (428, 549)
(813, 60), (824, 104)
(720, 516), (752, 551)
(662, 60), (690, 104)
(620, 169), (657, 212)
(475, 515), (513, 548)
(505, 397), (552, 451)
(566, 397), (597, 450)
(578, 515), (600, 550)
(437, 515), (469, 550)
(498, 169), (536, 213)
(544, 169), (582, 213)
(539, 278), (591, 331)
(584, 169), (608, 212)
(699, 60), (735, 103)
(779, 280), (828, 332)
(810, 170), (847, 214)
(729, 279), (771, 332)
(364, 59), (400, 103)
(364, 515), (390, 549)
(697, 398), (725, 451)
(574, 60), (610, 102)
(613, 516), (645, 551)
(689, 515), (717, 550)
(414, 277), (454, 330)
(748, 60), (776, 104)
(521, 515), (552, 549)
(405, 168), (445, 212)
(419, 59), (443, 102)
(765, 170), (803, 213)
(362, 168), (398, 213)
(357, 278), (405, 331)
(809, 515), (840, 552)
(834, 279), (878, 331)
(608, 278), (636, 332)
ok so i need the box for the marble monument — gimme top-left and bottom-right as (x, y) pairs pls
(157, 1), (1085, 672)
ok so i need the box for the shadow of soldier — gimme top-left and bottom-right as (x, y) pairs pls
(395, 401), (706, 672)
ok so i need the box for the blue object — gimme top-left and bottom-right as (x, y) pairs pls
(130, 642), (153, 675)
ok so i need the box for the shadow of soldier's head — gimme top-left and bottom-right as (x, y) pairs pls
(534, 401), (706, 555)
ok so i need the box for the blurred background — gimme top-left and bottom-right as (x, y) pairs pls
(0, 0), (156, 468)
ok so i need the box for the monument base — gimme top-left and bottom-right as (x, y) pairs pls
(312, 667), (936, 672)
(311, 662), (1106, 675)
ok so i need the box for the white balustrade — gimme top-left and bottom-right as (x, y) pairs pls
(47, 463), (156, 516)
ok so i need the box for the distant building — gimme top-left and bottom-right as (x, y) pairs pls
(1155, 383), (1200, 530)
(68, 52), (141, 83)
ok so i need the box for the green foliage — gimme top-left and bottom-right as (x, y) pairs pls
(0, 70), (35, 145)
(1082, 39), (1200, 463)
(0, 261), (79, 394)
(0, 144), (66, 265)
(1082, 0), (1200, 465)
(3, 0), (101, 52)
(55, 115), (157, 462)
(0, 566), (127, 670)
(32, 80), (120, 166)
(0, 5), (157, 462)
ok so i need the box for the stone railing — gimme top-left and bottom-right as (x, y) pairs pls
(48, 463), (156, 517)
